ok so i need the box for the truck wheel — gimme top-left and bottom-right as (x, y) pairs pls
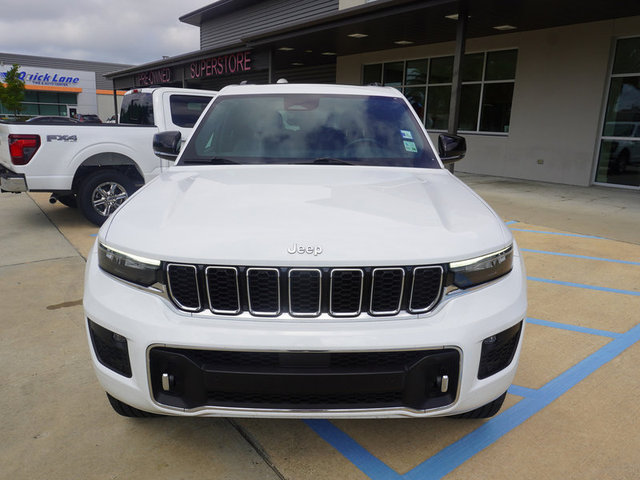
(78, 170), (136, 226)
(106, 393), (158, 418)
(453, 392), (507, 419)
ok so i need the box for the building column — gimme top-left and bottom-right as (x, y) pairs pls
(447, 0), (469, 172)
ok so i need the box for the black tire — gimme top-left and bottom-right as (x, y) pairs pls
(106, 393), (158, 418)
(78, 170), (137, 226)
(453, 392), (507, 419)
(56, 194), (77, 208)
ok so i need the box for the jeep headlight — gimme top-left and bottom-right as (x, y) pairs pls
(448, 245), (513, 289)
(98, 242), (161, 287)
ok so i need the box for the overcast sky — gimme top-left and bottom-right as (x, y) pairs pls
(0, 0), (210, 67)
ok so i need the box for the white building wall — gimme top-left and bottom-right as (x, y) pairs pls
(97, 93), (124, 122)
(337, 16), (640, 186)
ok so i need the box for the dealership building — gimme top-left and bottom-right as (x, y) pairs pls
(0, 52), (130, 121)
(85, 1), (640, 189)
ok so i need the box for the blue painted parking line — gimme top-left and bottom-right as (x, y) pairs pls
(305, 420), (402, 480)
(528, 276), (640, 296)
(510, 228), (604, 239)
(520, 248), (640, 266)
(301, 225), (637, 479)
(307, 322), (640, 480)
(405, 323), (640, 480)
(526, 317), (623, 338)
(90, 233), (97, 237)
(505, 220), (519, 225)
(507, 384), (538, 398)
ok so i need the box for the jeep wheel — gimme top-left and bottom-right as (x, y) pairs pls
(78, 170), (136, 226)
(454, 392), (507, 419)
(106, 393), (158, 418)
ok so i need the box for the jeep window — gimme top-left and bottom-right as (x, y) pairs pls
(120, 92), (154, 125)
(180, 94), (440, 168)
(169, 95), (213, 128)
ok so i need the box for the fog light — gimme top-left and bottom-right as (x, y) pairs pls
(88, 319), (132, 378)
(478, 322), (523, 379)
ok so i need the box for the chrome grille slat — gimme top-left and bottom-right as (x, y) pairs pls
(166, 264), (201, 312)
(409, 266), (444, 313)
(247, 268), (281, 316)
(206, 266), (241, 315)
(289, 269), (322, 317)
(166, 265), (443, 318)
(330, 269), (364, 317)
(370, 268), (405, 316)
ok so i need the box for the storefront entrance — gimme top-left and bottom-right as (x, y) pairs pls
(596, 37), (640, 188)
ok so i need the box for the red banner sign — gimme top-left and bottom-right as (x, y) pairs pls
(190, 51), (252, 79)
(136, 68), (172, 86)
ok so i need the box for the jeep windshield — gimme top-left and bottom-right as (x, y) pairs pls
(179, 94), (440, 168)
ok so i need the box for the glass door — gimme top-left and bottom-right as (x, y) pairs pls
(596, 37), (640, 188)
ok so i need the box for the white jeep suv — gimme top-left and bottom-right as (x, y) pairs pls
(84, 83), (526, 419)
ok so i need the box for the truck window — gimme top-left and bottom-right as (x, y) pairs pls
(169, 95), (212, 128)
(120, 93), (154, 125)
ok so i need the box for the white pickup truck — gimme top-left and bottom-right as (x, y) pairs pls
(0, 87), (216, 225)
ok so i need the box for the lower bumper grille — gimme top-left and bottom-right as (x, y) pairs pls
(149, 348), (460, 411)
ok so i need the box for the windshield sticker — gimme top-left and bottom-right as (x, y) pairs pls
(400, 130), (413, 140)
(403, 140), (418, 153)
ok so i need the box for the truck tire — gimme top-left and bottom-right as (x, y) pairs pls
(453, 392), (507, 419)
(78, 170), (137, 226)
(106, 393), (158, 418)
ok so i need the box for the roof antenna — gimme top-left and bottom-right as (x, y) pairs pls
(276, 78), (288, 84)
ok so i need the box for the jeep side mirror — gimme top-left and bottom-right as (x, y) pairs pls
(438, 134), (466, 164)
(153, 131), (182, 161)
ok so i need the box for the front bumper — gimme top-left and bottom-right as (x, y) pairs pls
(83, 243), (527, 418)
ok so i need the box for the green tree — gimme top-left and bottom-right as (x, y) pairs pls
(0, 64), (26, 118)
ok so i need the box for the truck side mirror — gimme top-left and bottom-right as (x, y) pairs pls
(153, 131), (182, 161)
(438, 134), (466, 164)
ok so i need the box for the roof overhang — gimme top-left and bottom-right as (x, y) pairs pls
(108, 0), (640, 78)
(242, 0), (640, 69)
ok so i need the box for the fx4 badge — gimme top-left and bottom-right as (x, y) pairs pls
(47, 135), (77, 142)
(287, 243), (323, 256)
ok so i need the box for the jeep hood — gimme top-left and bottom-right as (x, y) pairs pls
(102, 165), (512, 266)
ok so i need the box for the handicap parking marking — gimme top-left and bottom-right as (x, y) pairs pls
(520, 248), (640, 266)
(301, 226), (639, 480)
(510, 227), (605, 240)
(526, 317), (623, 338)
(304, 320), (640, 480)
(528, 276), (640, 296)
(305, 420), (403, 480)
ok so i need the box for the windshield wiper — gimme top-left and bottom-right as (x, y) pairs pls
(292, 157), (355, 166)
(182, 157), (239, 165)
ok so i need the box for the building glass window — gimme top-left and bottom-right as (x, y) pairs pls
(0, 90), (77, 118)
(361, 49), (517, 134)
(363, 64), (382, 85)
(383, 62), (404, 86)
(595, 37), (640, 188)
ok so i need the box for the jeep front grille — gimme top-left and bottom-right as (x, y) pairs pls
(165, 265), (444, 318)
